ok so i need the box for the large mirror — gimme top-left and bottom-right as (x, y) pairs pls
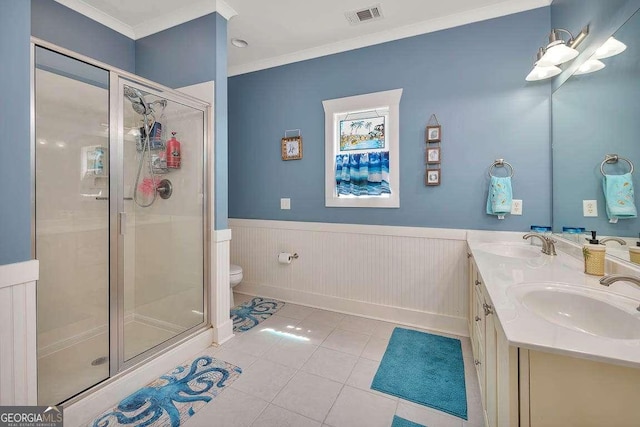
(552, 7), (640, 262)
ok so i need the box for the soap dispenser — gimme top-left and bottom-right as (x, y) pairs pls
(583, 231), (606, 276)
(629, 233), (640, 265)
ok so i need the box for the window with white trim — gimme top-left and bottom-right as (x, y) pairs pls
(323, 89), (402, 208)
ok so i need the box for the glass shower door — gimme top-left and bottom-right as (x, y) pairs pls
(118, 80), (206, 363)
(34, 47), (110, 404)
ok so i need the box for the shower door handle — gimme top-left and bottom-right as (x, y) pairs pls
(119, 212), (127, 235)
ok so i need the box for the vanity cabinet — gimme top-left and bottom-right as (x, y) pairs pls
(468, 249), (640, 427)
(468, 253), (518, 427)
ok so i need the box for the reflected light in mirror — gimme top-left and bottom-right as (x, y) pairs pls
(526, 64), (562, 81)
(595, 37), (627, 59)
(574, 58), (606, 75)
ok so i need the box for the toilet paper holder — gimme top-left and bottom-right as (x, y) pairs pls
(277, 252), (299, 264)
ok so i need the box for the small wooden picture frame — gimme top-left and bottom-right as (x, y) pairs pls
(426, 125), (441, 143)
(426, 147), (441, 164)
(425, 169), (441, 186)
(281, 136), (303, 160)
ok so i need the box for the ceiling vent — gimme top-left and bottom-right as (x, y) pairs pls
(345, 4), (384, 25)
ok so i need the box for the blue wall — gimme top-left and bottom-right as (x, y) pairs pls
(136, 13), (229, 230)
(136, 14), (217, 88)
(228, 8), (552, 231)
(551, 0), (640, 89)
(214, 15), (229, 230)
(31, 0), (135, 73)
(0, 1), (32, 265)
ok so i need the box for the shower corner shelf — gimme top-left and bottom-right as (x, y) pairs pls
(136, 140), (166, 153)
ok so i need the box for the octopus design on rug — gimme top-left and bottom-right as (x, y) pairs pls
(230, 297), (285, 332)
(92, 356), (241, 427)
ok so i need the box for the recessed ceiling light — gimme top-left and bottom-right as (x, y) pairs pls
(231, 38), (248, 48)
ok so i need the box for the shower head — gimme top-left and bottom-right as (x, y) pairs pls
(124, 86), (150, 115)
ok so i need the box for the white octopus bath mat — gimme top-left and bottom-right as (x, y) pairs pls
(89, 355), (241, 427)
(230, 297), (285, 332)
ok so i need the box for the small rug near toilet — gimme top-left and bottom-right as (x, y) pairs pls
(88, 356), (241, 427)
(391, 416), (427, 427)
(230, 296), (285, 332)
(371, 327), (468, 420)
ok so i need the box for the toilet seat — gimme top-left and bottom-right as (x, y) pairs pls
(230, 264), (242, 277)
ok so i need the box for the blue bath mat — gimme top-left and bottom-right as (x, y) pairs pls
(231, 297), (285, 332)
(371, 328), (467, 420)
(391, 416), (427, 427)
(89, 356), (241, 427)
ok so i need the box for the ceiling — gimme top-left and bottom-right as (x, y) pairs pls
(56, 0), (551, 75)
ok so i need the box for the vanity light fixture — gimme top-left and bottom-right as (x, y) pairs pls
(574, 58), (605, 75)
(594, 37), (627, 59)
(526, 25), (589, 81)
(526, 47), (562, 81)
(538, 27), (589, 66)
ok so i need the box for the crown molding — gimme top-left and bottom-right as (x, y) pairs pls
(54, 0), (237, 41)
(54, 0), (135, 39)
(134, 0), (237, 39)
(213, 0), (238, 21)
(228, 0), (551, 76)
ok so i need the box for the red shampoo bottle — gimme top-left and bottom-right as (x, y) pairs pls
(166, 132), (181, 169)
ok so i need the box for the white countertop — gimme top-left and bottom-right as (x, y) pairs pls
(467, 232), (640, 369)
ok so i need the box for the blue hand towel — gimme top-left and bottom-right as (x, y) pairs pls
(486, 176), (513, 218)
(603, 172), (637, 220)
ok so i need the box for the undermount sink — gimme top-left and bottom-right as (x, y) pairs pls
(477, 242), (542, 259)
(508, 283), (640, 340)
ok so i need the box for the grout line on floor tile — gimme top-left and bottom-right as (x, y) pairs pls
(321, 381), (346, 426)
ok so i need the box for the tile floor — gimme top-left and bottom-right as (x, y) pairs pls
(183, 293), (484, 427)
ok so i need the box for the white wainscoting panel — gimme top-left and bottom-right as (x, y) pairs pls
(229, 219), (469, 335)
(0, 260), (39, 405)
(211, 229), (233, 344)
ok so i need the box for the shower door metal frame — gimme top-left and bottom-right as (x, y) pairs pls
(31, 38), (212, 402)
(110, 76), (211, 374)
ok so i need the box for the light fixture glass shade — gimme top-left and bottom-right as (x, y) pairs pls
(574, 58), (605, 75)
(526, 64), (562, 81)
(538, 43), (579, 66)
(594, 37), (627, 59)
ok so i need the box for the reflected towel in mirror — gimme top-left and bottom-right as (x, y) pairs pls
(486, 176), (513, 219)
(603, 172), (637, 221)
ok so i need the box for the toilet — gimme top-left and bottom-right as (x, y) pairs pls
(230, 264), (243, 307)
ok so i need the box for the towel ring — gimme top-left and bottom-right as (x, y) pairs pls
(600, 154), (634, 176)
(488, 159), (514, 178)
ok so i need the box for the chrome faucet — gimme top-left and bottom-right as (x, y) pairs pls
(599, 275), (640, 311)
(599, 237), (627, 245)
(523, 233), (557, 255)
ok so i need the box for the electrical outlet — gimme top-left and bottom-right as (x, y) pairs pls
(511, 199), (523, 215)
(583, 200), (598, 217)
(280, 198), (291, 210)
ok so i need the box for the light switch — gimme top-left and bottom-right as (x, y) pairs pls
(511, 199), (523, 215)
(583, 200), (598, 217)
(280, 198), (291, 210)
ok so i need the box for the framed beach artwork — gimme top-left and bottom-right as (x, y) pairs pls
(281, 136), (303, 160)
(425, 169), (440, 186)
(340, 115), (385, 151)
(426, 125), (441, 143)
(426, 147), (440, 164)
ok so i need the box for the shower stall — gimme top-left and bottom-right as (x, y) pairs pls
(33, 42), (210, 405)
